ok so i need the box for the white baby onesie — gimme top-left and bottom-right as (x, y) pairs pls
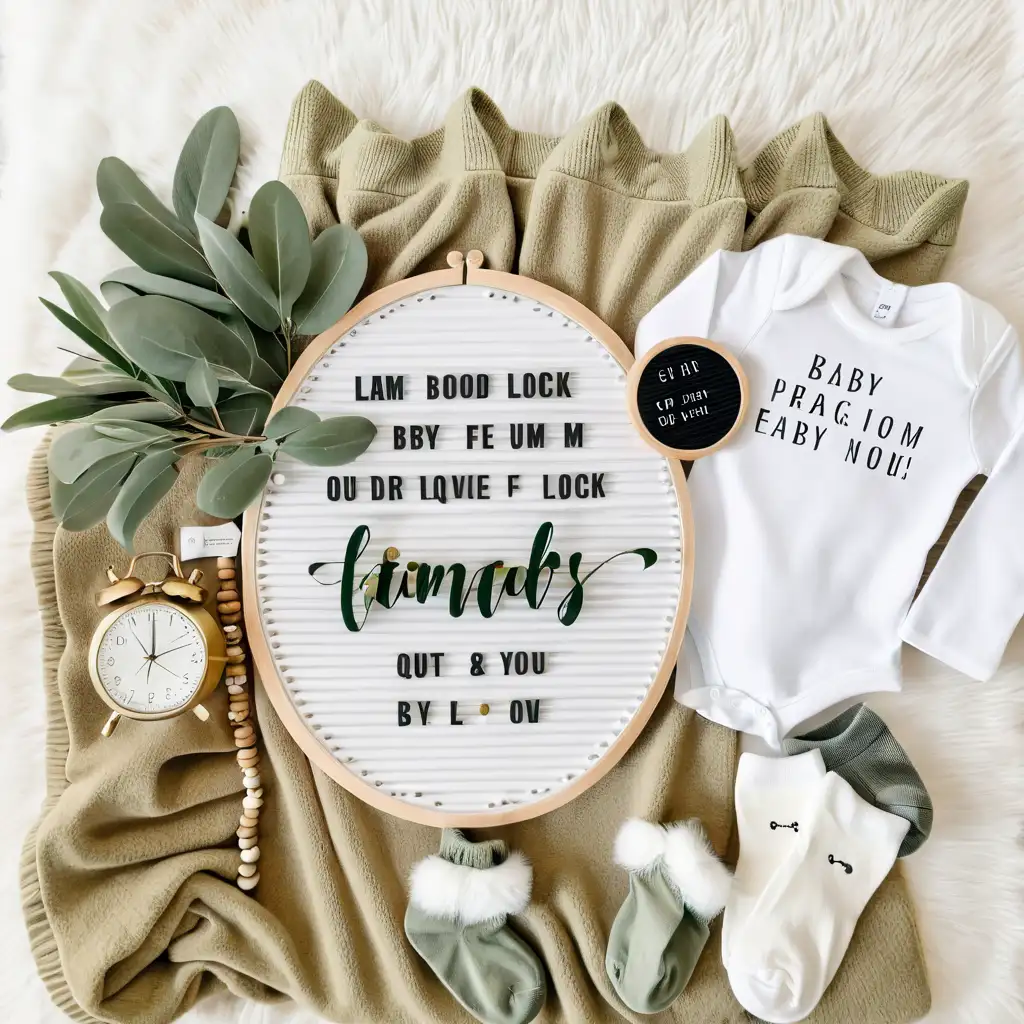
(635, 234), (1024, 746)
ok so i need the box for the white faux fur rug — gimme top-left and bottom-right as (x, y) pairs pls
(0, 2), (1021, 1021)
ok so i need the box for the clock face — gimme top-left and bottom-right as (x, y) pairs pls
(95, 603), (208, 714)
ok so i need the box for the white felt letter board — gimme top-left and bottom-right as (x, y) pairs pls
(243, 254), (692, 826)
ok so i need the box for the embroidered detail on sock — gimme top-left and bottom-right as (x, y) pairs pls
(770, 821), (799, 832)
(828, 854), (853, 874)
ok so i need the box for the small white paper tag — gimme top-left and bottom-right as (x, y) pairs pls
(870, 282), (909, 327)
(180, 522), (242, 561)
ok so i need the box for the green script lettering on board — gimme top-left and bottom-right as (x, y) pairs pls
(308, 522), (658, 632)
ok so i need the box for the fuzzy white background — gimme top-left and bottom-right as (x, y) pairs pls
(0, 2), (1021, 1022)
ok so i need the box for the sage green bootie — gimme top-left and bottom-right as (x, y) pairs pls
(606, 818), (732, 1014)
(405, 829), (545, 1024)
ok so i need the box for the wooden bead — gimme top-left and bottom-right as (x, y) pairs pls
(238, 862), (258, 878)
(236, 825), (258, 838)
(227, 684), (245, 695)
(238, 835), (258, 849)
(240, 846), (260, 864)
(235, 738), (256, 751)
(226, 664), (246, 677)
(221, 613), (242, 625)
(217, 568), (236, 580)
(218, 600), (242, 614)
(237, 872), (259, 891)
(237, 752), (259, 766)
(226, 645), (244, 658)
(234, 722), (254, 736)
(243, 774), (262, 789)
(217, 589), (239, 602)
(242, 796), (263, 811)
(230, 700), (250, 713)
(243, 766), (260, 778)
(216, 557), (236, 568)
(239, 813), (259, 827)
(251, 788), (263, 799)
(224, 623), (241, 635)
(227, 654), (246, 665)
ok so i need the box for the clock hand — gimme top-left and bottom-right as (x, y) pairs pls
(130, 627), (148, 655)
(153, 642), (193, 660)
(152, 661), (181, 680)
(150, 613), (156, 657)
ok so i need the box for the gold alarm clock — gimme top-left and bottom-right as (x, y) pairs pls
(88, 551), (227, 737)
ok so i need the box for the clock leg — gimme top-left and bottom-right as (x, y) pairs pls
(193, 704), (210, 722)
(101, 712), (121, 737)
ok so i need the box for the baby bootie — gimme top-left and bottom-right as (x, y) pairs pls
(405, 829), (545, 1024)
(606, 818), (732, 1014)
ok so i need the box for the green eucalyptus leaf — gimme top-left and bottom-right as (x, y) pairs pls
(55, 450), (139, 531)
(49, 272), (110, 341)
(99, 280), (139, 306)
(8, 373), (112, 398)
(204, 444), (240, 459)
(96, 156), (194, 241)
(196, 445), (273, 518)
(247, 181), (311, 323)
(106, 449), (180, 551)
(263, 406), (319, 440)
(103, 266), (234, 313)
(107, 295), (252, 382)
(87, 402), (180, 423)
(172, 106), (240, 234)
(100, 202), (215, 288)
(292, 223), (368, 335)
(195, 215), (280, 330)
(2, 396), (111, 432)
(185, 358), (219, 408)
(62, 364), (161, 398)
(39, 297), (135, 374)
(92, 420), (175, 444)
(49, 425), (148, 484)
(217, 391), (271, 436)
(279, 416), (376, 466)
(220, 313), (287, 383)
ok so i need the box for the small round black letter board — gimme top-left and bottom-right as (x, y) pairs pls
(627, 337), (748, 459)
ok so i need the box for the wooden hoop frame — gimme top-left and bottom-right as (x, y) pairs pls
(626, 336), (749, 460)
(242, 252), (694, 827)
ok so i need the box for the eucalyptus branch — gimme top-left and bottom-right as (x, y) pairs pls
(182, 416), (263, 441)
(6, 103), (371, 551)
(281, 321), (293, 372)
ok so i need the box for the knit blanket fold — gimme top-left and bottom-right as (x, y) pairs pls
(19, 83), (948, 1024)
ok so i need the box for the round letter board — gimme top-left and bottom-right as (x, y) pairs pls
(243, 255), (693, 827)
(627, 337), (748, 459)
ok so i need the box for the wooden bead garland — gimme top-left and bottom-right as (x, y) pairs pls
(215, 556), (262, 893)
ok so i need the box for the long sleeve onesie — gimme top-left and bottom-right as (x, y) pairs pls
(635, 235), (1024, 746)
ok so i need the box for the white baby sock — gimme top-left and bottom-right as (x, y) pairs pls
(721, 751), (827, 969)
(727, 771), (910, 1023)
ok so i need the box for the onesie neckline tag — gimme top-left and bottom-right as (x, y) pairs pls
(870, 282), (909, 328)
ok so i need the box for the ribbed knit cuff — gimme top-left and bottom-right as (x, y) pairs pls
(279, 81), (746, 212)
(783, 704), (885, 767)
(736, 749), (826, 791)
(440, 828), (508, 869)
(742, 112), (968, 246)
